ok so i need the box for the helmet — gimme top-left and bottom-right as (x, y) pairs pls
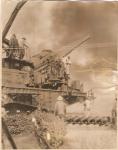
(16, 110), (20, 113)
(57, 95), (63, 101)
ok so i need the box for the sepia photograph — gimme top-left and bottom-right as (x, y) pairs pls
(1, 0), (118, 149)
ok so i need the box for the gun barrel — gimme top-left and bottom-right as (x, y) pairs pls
(62, 35), (90, 58)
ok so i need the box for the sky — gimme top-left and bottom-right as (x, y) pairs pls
(2, 0), (118, 115)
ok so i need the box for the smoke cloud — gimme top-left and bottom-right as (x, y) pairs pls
(2, 0), (118, 114)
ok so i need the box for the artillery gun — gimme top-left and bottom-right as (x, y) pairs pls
(2, 0), (89, 113)
(32, 35), (90, 107)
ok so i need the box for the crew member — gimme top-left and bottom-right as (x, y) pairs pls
(65, 56), (72, 77)
(19, 37), (30, 60)
(54, 95), (67, 119)
(55, 59), (62, 78)
(111, 97), (117, 128)
(80, 83), (84, 92)
(9, 34), (19, 58)
(84, 98), (91, 117)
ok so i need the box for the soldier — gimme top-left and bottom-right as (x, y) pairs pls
(9, 34), (19, 58)
(54, 95), (67, 119)
(65, 56), (72, 77)
(84, 98), (91, 117)
(56, 59), (62, 78)
(19, 37), (29, 60)
(111, 97), (117, 128)
(80, 83), (84, 92)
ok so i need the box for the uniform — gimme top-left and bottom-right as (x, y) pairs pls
(111, 99), (117, 128)
(62, 57), (71, 76)
(19, 38), (30, 60)
(54, 96), (66, 119)
(84, 99), (91, 117)
(9, 34), (19, 58)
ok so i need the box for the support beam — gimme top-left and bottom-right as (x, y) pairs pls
(2, 118), (17, 149)
(2, 0), (27, 41)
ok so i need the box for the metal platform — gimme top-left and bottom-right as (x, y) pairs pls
(2, 57), (34, 69)
(2, 86), (40, 95)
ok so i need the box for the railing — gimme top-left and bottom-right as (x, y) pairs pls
(3, 47), (25, 56)
(2, 86), (40, 95)
(3, 47), (24, 50)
